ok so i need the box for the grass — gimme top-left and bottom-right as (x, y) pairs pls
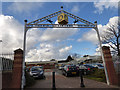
(25, 71), (36, 87)
(84, 68), (106, 83)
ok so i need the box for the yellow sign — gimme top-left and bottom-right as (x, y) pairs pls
(58, 13), (68, 25)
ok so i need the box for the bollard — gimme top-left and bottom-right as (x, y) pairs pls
(52, 72), (56, 90)
(80, 69), (85, 87)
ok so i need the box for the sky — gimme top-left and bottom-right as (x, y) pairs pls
(0, 0), (119, 62)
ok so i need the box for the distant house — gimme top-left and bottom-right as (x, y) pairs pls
(76, 55), (102, 63)
(58, 55), (74, 63)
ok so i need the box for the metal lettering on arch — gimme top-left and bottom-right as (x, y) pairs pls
(26, 24), (95, 28)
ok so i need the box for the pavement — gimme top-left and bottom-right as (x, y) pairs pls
(25, 69), (120, 90)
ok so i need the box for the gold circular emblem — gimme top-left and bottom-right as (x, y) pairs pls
(58, 15), (63, 21)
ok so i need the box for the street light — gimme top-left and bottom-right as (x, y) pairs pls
(94, 21), (110, 85)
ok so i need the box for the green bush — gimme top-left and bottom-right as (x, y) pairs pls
(25, 71), (36, 87)
(84, 68), (106, 83)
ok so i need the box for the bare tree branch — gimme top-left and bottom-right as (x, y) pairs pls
(101, 20), (120, 56)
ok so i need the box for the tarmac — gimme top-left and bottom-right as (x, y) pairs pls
(25, 69), (120, 90)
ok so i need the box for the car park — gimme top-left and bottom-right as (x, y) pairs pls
(92, 64), (104, 69)
(62, 65), (79, 77)
(25, 66), (32, 72)
(29, 66), (45, 79)
(83, 64), (98, 73)
(84, 64), (96, 69)
(58, 64), (65, 70)
(78, 65), (90, 75)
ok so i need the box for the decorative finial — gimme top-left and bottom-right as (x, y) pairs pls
(94, 21), (97, 23)
(61, 6), (63, 10)
(24, 20), (27, 22)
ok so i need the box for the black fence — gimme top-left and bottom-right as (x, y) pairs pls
(0, 53), (14, 71)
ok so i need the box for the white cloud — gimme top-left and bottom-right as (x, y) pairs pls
(79, 16), (119, 55)
(8, 2), (44, 14)
(77, 16), (119, 44)
(26, 28), (43, 51)
(26, 27), (78, 61)
(0, 15), (42, 54)
(40, 28), (78, 42)
(26, 44), (72, 61)
(1, 15), (77, 61)
(0, 15), (23, 53)
(59, 45), (72, 53)
(94, 0), (119, 13)
(71, 5), (79, 13)
(77, 29), (98, 44)
(94, 43), (117, 56)
(55, 20), (58, 24)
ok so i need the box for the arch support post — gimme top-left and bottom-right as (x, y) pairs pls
(21, 20), (28, 89)
(94, 21), (110, 85)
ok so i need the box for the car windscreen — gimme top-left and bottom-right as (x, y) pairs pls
(84, 65), (94, 68)
(97, 64), (104, 67)
(31, 67), (43, 71)
(68, 66), (77, 70)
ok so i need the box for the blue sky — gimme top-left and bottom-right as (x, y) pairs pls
(1, 1), (119, 61)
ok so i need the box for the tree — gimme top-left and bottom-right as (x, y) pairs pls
(72, 53), (81, 59)
(101, 17), (120, 56)
(83, 55), (89, 57)
(50, 59), (56, 61)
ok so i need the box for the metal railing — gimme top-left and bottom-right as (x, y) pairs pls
(0, 53), (14, 71)
(113, 56), (120, 74)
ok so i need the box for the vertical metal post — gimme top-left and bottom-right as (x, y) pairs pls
(0, 63), (1, 90)
(52, 72), (56, 90)
(21, 20), (28, 89)
(94, 21), (110, 85)
(80, 69), (85, 87)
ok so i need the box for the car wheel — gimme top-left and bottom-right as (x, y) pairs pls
(65, 73), (68, 77)
(84, 71), (86, 75)
(43, 75), (46, 79)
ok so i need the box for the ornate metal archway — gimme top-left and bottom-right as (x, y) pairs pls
(22, 6), (109, 88)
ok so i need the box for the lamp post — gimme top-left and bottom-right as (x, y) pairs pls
(94, 21), (110, 85)
(21, 20), (28, 89)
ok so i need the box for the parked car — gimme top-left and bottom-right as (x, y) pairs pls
(29, 66), (45, 79)
(59, 64), (65, 70)
(62, 65), (79, 77)
(83, 64), (97, 73)
(78, 65), (89, 75)
(92, 64), (104, 69)
(25, 66), (32, 72)
(84, 64), (96, 69)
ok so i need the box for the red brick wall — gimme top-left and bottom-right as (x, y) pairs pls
(118, 73), (120, 86)
(26, 63), (56, 69)
(2, 71), (12, 88)
(102, 46), (118, 85)
(10, 49), (23, 89)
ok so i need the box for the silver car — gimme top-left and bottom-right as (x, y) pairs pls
(30, 66), (45, 79)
